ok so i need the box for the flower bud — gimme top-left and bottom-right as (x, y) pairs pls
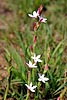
(37, 4), (43, 15)
(33, 35), (37, 44)
(30, 45), (33, 52)
(45, 65), (49, 70)
(57, 97), (60, 100)
(47, 47), (50, 60)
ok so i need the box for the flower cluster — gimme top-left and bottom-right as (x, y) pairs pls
(25, 53), (49, 92)
(28, 5), (47, 31)
(28, 8), (47, 23)
(26, 53), (42, 68)
(25, 5), (49, 93)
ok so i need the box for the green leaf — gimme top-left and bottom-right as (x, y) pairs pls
(53, 82), (67, 95)
(52, 40), (64, 57)
(44, 82), (50, 96)
(48, 70), (55, 90)
(15, 31), (25, 54)
(8, 45), (26, 81)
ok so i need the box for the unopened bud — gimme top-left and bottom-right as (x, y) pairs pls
(57, 97), (60, 100)
(33, 35), (37, 44)
(45, 65), (48, 70)
(37, 4), (43, 15)
(47, 47), (50, 60)
(30, 45), (33, 52)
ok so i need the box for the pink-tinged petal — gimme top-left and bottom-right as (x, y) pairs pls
(37, 4), (43, 15)
(37, 9), (40, 15)
(40, 18), (47, 23)
(41, 18), (47, 23)
(39, 16), (47, 23)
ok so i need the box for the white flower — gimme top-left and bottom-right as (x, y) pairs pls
(31, 54), (42, 63)
(25, 82), (37, 92)
(38, 73), (49, 83)
(26, 61), (37, 68)
(39, 16), (47, 23)
(28, 11), (39, 18)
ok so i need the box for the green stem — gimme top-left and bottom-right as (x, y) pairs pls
(25, 92), (29, 100)
(32, 69), (35, 83)
(25, 71), (31, 100)
(4, 66), (11, 100)
(4, 78), (9, 100)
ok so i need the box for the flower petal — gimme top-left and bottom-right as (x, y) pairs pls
(38, 73), (41, 77)
(25, 84), (30, 89)
(32, 65), (37, 68)
(37, 55), (41, 58)
(37, 59), (42, 62)
(44, 77), (49, 81)
(41, 74), (45, 78)
(33, 11), (37, 16)
(32, 85), (37, 90)
(42, 80), (45, 83)
(30, 82), (32, 87)
(38, 78), (42, 81)
(29, 61), (32, 65)
(30, 89), (35, 92)
(28, 14), (34, 18)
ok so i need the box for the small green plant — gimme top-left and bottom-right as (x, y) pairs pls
(3, 2), (67, 100)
